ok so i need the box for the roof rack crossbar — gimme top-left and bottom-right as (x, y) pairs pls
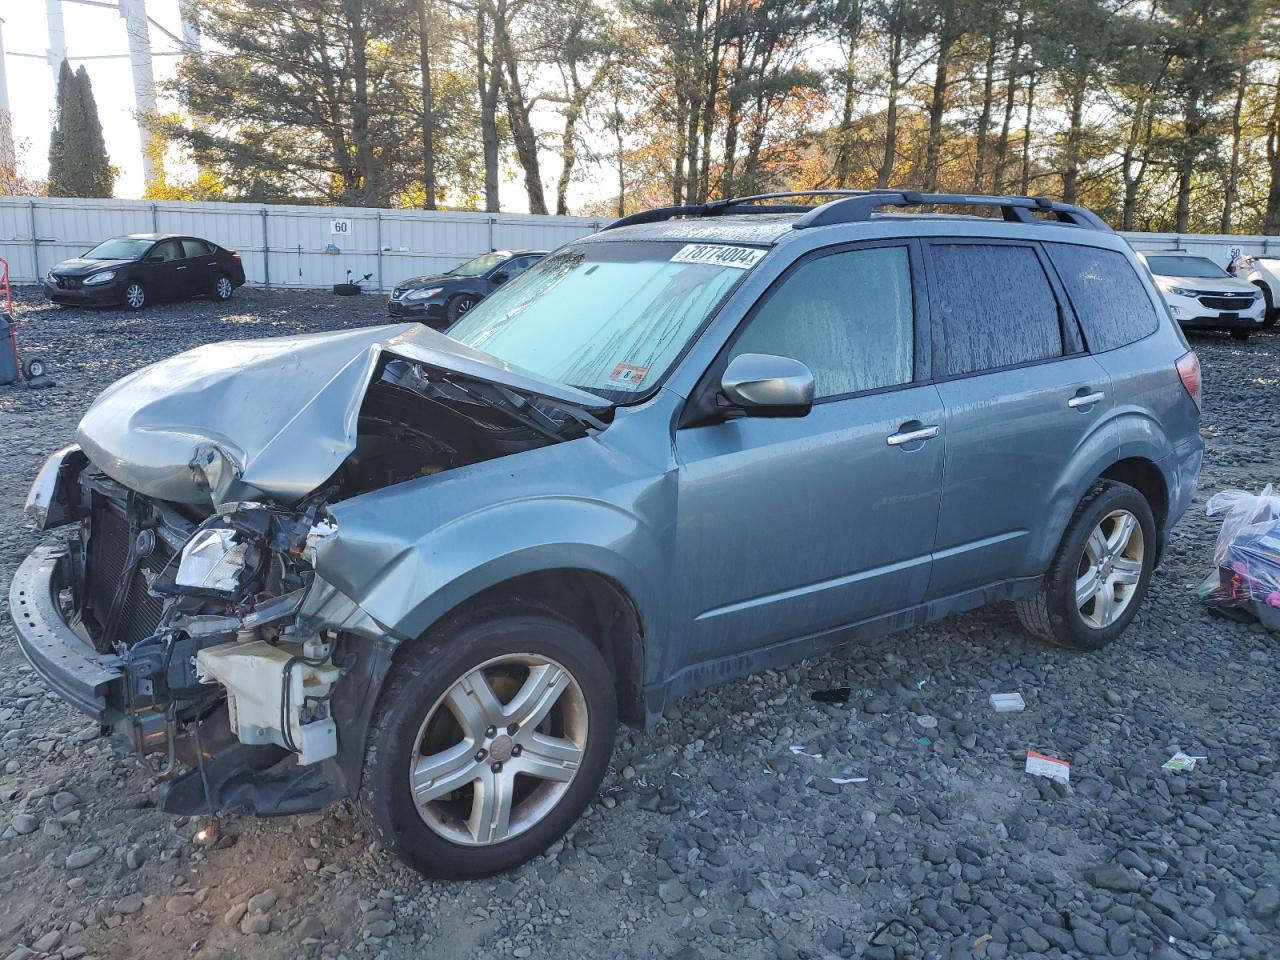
(601, 189), (1112, 233)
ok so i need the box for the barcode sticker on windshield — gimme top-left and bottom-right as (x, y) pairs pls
(671, 244), (766, 269)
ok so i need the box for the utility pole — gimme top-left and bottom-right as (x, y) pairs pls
(0, 17), (15, 173)
(179, 0), (201, 50)
(45, 0), (68, 86)
(118, 0), (158, 187)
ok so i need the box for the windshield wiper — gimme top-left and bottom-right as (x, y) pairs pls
(441, 375), (607, 440)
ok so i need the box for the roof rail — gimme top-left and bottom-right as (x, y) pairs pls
(601, 189), (1112, 233)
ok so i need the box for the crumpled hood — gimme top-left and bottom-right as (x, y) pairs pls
(76, 322), (609, 506)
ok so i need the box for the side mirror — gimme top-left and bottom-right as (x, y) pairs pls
(146, 254), (163, 263)
(720, 353), (814, 417)
(491, 271), (509, 284)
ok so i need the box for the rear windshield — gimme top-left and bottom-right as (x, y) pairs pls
(1145, 255), (1229, 279)
(446, 240), (760, 400)
(84, 238), (153, 261)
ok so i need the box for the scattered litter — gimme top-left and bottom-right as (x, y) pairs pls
(917, 737), (931, 747)
(760, 877), (780, 899)
(1162, 752), (1206, 772)
(990, 692), (1025, 712)
(829, 776), (869, 784)
(633, 777), (652, 789)
(810, 687), (852, 703)
(670, 769), (687, 779)
(915, 679), (928, 690)
(690, 809), (708, 820)
(1025, 750), (1070, 784)
(790, 745), (822, 758)
(973, 934), (993, 949)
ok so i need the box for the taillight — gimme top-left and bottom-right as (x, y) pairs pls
(230, 250), (241, 260)
(1177, 351), (1201, 409)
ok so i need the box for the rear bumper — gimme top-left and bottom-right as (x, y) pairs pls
(1163, 435), (1204, 536)
(9, 544), (123, 723)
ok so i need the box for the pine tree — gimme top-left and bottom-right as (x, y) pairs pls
(47, 62), (114, 198)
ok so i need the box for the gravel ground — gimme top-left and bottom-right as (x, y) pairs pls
(0, 286), (1277, 960)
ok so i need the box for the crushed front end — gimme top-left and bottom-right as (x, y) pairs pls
(11, 445), (391, 817)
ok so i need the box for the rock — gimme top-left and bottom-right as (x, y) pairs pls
(51, 791), (77, 812)
(166, 895), (196, 915)
(31, 932), (61, 952)
(1082, 864), (1140, 893)
(125, 844), (149, 870)
(3, 948), (34, 960)
(242, 914), (272, 935)
(116, 894), (145, 916)
(1253, 887), (1280, 919)
(862, 697), (892, 715)
(303, 857), (321, 872)
(658, 878), (686, 903)
(64, 846), (103, 870)
(248, 888), (279, 914)
(224, 903), (248, 927)
(1021, 926), (1051, 952)
(364, 919), (395, 937)
(295, 916), (325, 939)
(10, 814), (37, 836)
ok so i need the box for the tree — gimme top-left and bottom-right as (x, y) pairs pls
(47, 61), (114, 198)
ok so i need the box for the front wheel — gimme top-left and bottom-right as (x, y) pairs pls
(362, 611), (617, 878)
(1015, 480), (1156, 650)
(1231, 330), (1251, 341)
(121, 281), (146, 310)
(1256, 282), (1276, 328)
(446, 295), (478, 325)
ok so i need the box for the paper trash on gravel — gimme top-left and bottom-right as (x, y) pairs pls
(990, 692), (1025, 712)
(1162, 752), (1205, 772)
(829, 776), (869, 785)
(1025, 750), (1070, 784)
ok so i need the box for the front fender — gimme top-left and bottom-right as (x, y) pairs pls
(313, 494), (662, 643)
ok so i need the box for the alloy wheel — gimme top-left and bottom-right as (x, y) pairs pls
(1076, 509), (1144, 629)
(215, 276), (233, 299)
(408, 654), (587, 846)
(125, 283), (145, 309)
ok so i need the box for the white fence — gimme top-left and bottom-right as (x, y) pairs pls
(0, 196), (1277, 292)
(0, 197), (606, 292)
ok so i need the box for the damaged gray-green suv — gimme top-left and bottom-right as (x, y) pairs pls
(11, 191), (1203, 877)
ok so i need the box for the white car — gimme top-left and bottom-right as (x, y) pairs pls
(1139, 253), (1266, 340)
(1231, 254), (1280, 326)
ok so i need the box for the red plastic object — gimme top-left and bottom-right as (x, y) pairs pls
(0, 257), (21, 380)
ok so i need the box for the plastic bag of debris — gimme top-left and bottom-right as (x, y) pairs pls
(1199, 484), (1280, 627)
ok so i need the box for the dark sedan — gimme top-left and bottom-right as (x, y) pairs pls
(388, 249), (547, 326)
(43, 234), (246, 309)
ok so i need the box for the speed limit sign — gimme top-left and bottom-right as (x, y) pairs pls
(329, 218), (353, 236)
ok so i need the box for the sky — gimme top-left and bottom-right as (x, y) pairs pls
(0, 1), (596, 210)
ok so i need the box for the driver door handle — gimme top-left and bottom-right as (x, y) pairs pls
(1068, 391), (1105, 409)
(886, 424), (940, 446)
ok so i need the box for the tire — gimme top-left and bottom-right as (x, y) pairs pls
(361, 610), (617, 879)
(122, 281), (146, 310)
(212, 273), (235, 301)
(446, 295), (478, 324)
(1255, 282), (1276, 328)
(23, 358), (47, 379)
(1231, 330), (1251, 341)
(1014, 480), (1156, 651)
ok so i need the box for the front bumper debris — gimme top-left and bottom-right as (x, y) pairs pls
(10, 544), (123, 722)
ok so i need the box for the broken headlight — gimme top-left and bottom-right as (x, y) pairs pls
(175, 527), (252, 595)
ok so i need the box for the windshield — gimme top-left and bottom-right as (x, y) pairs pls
(84, 237), (154, 261)
(448, 252), (509, 277)
(446, 240), (760, 399)
(1146, 255), (1229, 279)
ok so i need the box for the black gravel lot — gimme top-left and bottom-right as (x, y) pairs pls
(0, 286), (1277, 960)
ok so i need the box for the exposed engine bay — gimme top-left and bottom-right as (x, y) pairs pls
(28, 351), (604, 813)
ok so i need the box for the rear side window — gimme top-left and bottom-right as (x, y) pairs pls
(182, 238), (213, 258)
(729, 245), (914, 399)
(930, 243), (1063, 376)
(1045, 243), (1160, 352)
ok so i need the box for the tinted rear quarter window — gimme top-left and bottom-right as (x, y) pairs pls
(930, 243), (1062, 376)
(1045, 244), (1161, 353)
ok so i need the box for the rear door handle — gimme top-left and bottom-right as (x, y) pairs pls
(886, 425), (940, 446)
(1068, 391), (1105, 409)
(176, 265), (188, 271)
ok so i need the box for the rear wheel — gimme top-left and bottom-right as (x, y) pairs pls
(122, 282), (146, 310)
(362, 611), (616, 878)
(1015, 481), (1156, 650)
(212, 273), (234, 301)
(1232, 330), (1251, 341)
